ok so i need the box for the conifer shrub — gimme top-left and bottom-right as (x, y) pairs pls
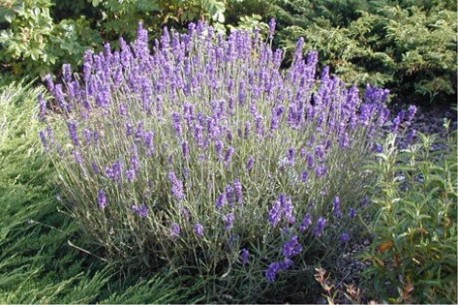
(40, 21), (414, 302)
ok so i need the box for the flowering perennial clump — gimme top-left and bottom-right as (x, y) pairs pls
(40, 20), (414, 301)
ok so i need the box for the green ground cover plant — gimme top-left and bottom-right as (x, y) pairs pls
(0, 82), (200, 303)
(39, 21), (418, 302)
(362, 130), (457, 303)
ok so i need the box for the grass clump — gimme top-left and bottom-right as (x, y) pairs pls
(41, 21), (416, 302)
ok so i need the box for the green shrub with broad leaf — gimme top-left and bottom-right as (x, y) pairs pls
(0, 0), (227, 81)
(362, 130), (457, 303)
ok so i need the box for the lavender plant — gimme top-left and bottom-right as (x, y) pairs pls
(40, 21), (414, 302)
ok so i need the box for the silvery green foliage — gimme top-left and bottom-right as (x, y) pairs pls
(41, 21), (414, 302)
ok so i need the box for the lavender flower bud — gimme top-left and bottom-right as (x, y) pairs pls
(287, 148), (295, 164)
(170, 223), (181, 238)
(373, 143), (383, 153)
(301, 171), (309, 183)
(266, 259), (293, 283)
(349, 208), (357, 218)
(233, 179), (243, 204)
(172, 112), (182, 137)
(268, 18), (276, 39)
(194, 223), (204, 237)
(314, 217), (327, 237)
(62, 64), (72, 83)
(315, 145), (325, 159)
(306, 153), (314, 169)
(341, 232), (350, 243)
(216, 193), (227, 209)
(39, 131), (48, 149)
(240, 248), (250, 266)
(182, 141), (190, 158)
(97, 189), (108, 209)
(280, 194), (295, 224)
(282, 235), (303, 258)
(268, 198), (282, 227)
(392, 116), (401, 133)
(126, 169), (136, 182)
(73, 150), (83, 164)
(406, 105), (417, 123)
(67, 121), (80, 147)
(266, 262), (281, 283)
(332, 196), (342, 218)
(406, 129), (416, 143)
(132, 204), (149, 217)
(168, 171), (185, 201)
(224, 146), (235, 165)
(38, 94), (47, 120)
(315, 165), (327, 178)
(246, 156), (255, 172)
(224, 213), (235, 230)
(215, 140), (224, 160)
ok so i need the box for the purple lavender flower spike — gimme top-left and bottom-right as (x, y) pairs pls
(67, 121), (80, 146)
(213, 140), (224, 161)
(194, 223), (204, 237)
(168, 171), (185, 201)
(287, 148), (295, 164)
(171, 223), (181, 238)
(182, 141), (190, 158)
(405, 105), (417, 125)
(38, 94), (47, 120)
(172, 112), (183, 137)
(266, 259), (294, 282)
(268, 198), (282, 227)
(240, 248), (250, 266)
(216, 192), (227, 209)
(340, 132), (350, 148)
(126, 169), (136, 182)
(341, 232), (350, 243)
(301, 171), (309, 183)
(224, 146), (235, 165)
(349, 208), (357, 218)
(306, 153), (315, 169)
(105, 161), (122, 181)
(392, 116), (401, 133)
(315, 145), (325, 159)
(314, 217), (327, 237)
(268, 18), (276, 39)
(406, 129), (416, 143)
(246, 156), (255, 172)
(373, 142), (383, 153)
(282, 235), (303, 258)
(39, 131), (48, 148)
(280, 194), (295, 224)
(316, 165), (327, 178)
(144, 131), (155, 156)
(266, 262), (282, 283)
(333, 196), (342, 218)
(224, 213), (235, 230)
(300, 213), (312, 232)
(97, 189), (108, 209)
(233, 179), (243, 204)
(73, 150), (83, 164)
(132, 204), (149, 217)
